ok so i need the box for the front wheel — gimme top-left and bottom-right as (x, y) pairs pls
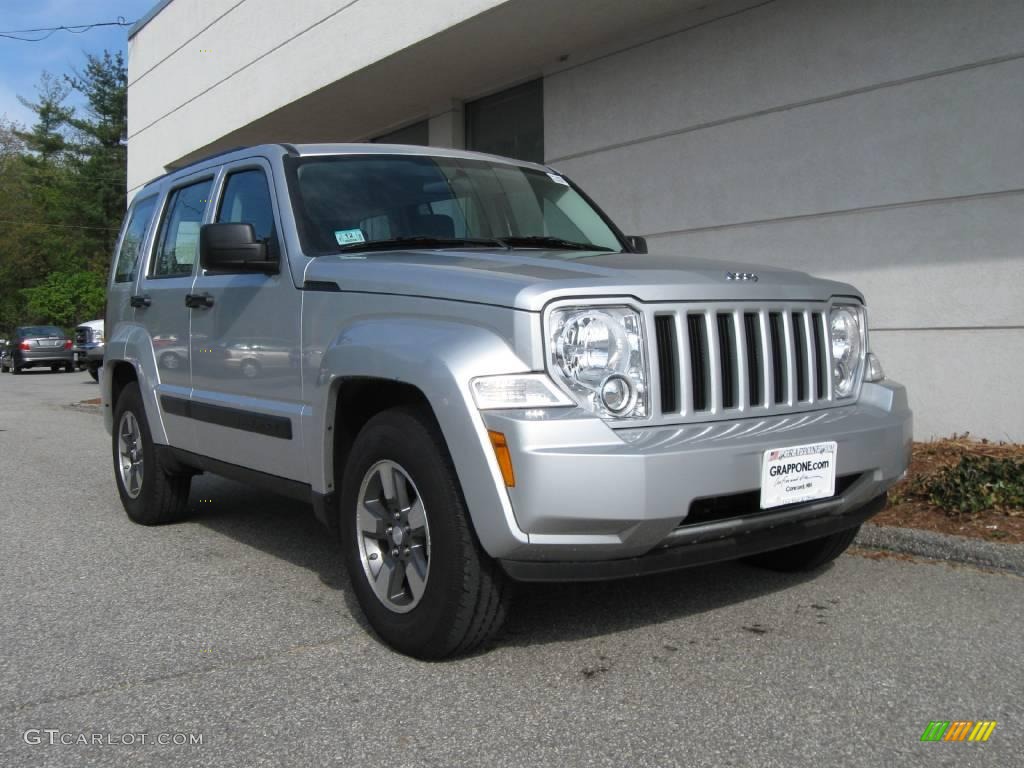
(340, 407), (508, 659)
(112, 382), (192, 525)
(744, 525), (861, 572)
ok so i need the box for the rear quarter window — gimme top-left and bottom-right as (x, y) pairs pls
(114, 195), (158, 284)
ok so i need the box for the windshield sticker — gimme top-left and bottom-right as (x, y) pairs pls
(546, 172), (570, 186)
(334, 229), (366, 246)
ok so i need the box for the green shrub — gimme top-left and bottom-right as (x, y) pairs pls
(913, 455), (1024, 515)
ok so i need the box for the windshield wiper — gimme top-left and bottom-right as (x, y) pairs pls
(498, 236), (615, 252)
(337, 236), (508, 253)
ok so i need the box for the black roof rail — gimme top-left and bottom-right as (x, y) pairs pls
(163, 145), (249, 175)
(278, 143), (299, 156)
(138, 145), (250, 190)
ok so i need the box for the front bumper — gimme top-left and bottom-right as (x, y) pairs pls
(501, 491), (887, 581)
(481, 381), (911, 568)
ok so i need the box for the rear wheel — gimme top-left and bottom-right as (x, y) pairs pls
(65, 363), (75, 373)
(744, 525), (861, 572)
(88, 366), (99, 381)
(51, 365), (60, 372)
(112, 382), (192, 525)
(340, 407), (508, 659)
(11, 364), (20, 375)
(0, 360), (7, 373)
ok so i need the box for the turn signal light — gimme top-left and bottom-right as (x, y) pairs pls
(487, 430), (516, 488)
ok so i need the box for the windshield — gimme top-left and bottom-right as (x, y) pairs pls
(285, 154), (625, 255)
(17, 326), (64, 338)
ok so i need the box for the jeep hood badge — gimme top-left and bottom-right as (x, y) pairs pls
(726, 271), (758, 282)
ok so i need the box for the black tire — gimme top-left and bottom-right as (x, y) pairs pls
(112, 382), (192, 525)
(744, 525), (861, 572)
(51, 365), (60, 372)
(88, 366), (99, 381)
(0, 361), (7, 373)
(65, 363), (75, 373)
(11, 364), (20, 375)
(340, 406), (509, 659)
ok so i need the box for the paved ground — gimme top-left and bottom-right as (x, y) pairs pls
(1, 370), (1020, 768)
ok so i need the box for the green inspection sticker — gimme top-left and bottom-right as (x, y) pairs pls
(334, 229), (366, 245)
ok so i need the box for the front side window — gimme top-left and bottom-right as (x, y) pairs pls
(216, 169), (277, 245)
(114, 195), (157, 283)
(285, 154), (624, 256)
(151, 179), (213, 278)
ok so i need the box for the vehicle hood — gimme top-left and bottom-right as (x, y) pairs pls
(302, 248), (862, 311)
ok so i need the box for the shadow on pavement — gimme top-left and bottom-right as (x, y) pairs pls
(189, 473), (826, 652)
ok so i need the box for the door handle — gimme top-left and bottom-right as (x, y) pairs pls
(185, 293), (214, 309)
(130, 294), (151, 308)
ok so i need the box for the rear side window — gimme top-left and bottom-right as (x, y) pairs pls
(151, 179), (213, 278)
(114, 195), (157, 283)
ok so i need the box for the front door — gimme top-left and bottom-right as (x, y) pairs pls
(188, 159), (305, 481)
(139, 173), (214, 451)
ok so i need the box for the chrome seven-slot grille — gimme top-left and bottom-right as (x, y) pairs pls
(651, 303), (835, 422)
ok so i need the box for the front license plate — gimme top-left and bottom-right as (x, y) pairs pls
(760, 441), (838, 509)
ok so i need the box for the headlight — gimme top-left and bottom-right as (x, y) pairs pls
(829, 305), (865, 398)
(547, 305), (648, 418)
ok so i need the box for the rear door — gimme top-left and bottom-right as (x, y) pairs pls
(138, 173), (215, 451)
(107, 193), (159, 359)
(188, 158), (305, 481)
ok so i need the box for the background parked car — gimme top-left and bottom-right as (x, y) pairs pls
(1, 325), (74, 374)
(73, 319), (105, 381)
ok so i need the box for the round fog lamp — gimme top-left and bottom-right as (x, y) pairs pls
(599, 373), (635, 414)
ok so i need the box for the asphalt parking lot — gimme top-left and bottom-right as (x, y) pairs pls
(1, 371), (1020, 767)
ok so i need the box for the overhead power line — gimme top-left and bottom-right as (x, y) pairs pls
(0, 18), (136, 43)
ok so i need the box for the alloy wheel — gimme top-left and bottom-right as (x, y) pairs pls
(117, 411), (144, 499)
(356, 460), (431, 613)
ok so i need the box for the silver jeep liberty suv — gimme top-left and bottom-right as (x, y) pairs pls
(103, 144), (911, 658)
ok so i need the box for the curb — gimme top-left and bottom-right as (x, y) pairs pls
(855, 523), (1024, 574)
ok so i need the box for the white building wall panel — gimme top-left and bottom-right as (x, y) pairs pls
(127, 0), (508, 191)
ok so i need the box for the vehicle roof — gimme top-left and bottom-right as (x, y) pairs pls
(76, 319), (105, 330)
(140, 143), (553, 193)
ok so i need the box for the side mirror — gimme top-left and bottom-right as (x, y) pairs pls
(200, 223), (278, 273)
(624, 235), (648, 254)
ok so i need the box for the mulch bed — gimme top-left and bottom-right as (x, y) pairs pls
(877, 436), (1024, 544)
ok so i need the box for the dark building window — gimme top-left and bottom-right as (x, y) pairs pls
(371, 120), (429, 146)
(465, 79), (543, 163)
